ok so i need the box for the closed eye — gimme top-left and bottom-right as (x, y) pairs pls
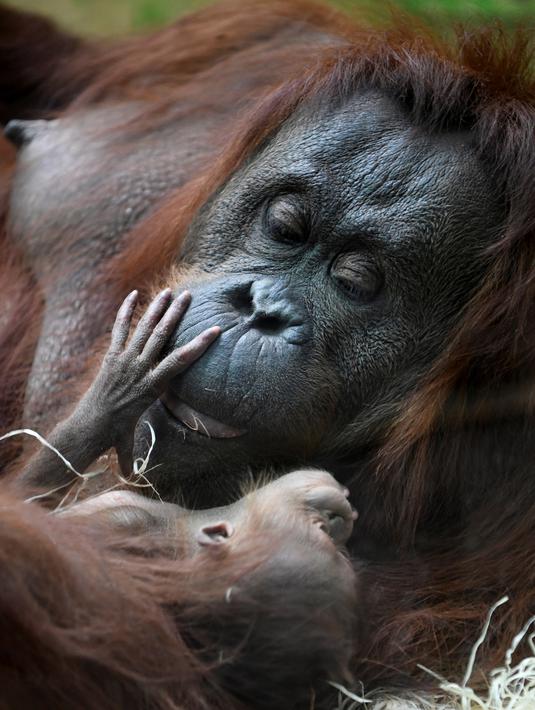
(331, 253), (382, 302)
(263, 194), (309, 244)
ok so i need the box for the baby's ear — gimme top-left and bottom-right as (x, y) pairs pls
(196, 521), (234, 546)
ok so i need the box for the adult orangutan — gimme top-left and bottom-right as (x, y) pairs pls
(0, 0), (534, 706)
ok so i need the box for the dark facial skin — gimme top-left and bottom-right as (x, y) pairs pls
(133, 92), (503, 504)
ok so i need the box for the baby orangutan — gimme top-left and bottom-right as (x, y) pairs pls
(3, 290), (360, 710)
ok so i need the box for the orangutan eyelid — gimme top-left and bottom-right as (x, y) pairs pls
(332, 254), (382, 300)
(265, 195), (308, 242)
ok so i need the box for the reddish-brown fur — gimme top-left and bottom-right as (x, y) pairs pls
(0, 136), (41, 460)
(0, 486), (357, 710)
(0, 0), (534, 704)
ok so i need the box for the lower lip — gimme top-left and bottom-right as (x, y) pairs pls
(160, 392), (246, 439)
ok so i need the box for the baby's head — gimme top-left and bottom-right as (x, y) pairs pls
(183, 469), (360, 709)
(68, 469), (360, 709)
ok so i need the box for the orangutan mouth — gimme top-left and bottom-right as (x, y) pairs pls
(160, 392), (246, 439)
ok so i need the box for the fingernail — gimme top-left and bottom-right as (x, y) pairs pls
(160, 287), (172, 297)
(128, 289), (138, 299)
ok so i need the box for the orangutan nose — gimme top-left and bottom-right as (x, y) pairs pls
(229, 278), (311, 345)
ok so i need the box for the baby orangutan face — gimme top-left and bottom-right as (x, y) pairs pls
(68, 468), (357, 557)
(66, 467), (359, 621)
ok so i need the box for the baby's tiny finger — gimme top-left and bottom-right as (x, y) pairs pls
(109, 290), (138, 352)
(154, 326), (221, 382)
(141, 291), (192, 361)
(128, 288), (172, 353)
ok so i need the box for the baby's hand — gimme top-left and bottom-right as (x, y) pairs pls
(80, 288), (220, 472)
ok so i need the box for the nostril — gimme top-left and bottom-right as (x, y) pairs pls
(229, 283), (253, 315)
(252, 312), (286, 335)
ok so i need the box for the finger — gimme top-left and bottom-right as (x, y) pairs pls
(141, 290), (191, 362)
(152, 326), (221, 384)
(108, 290), (138, 353)
(127, 288), (172, 354)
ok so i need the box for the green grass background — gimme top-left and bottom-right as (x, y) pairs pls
(5, 0), (535, 35)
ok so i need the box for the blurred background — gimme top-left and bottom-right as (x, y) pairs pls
(4, 0), (535, 35)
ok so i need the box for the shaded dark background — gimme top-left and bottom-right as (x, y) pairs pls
(4, 0), (535, 35)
